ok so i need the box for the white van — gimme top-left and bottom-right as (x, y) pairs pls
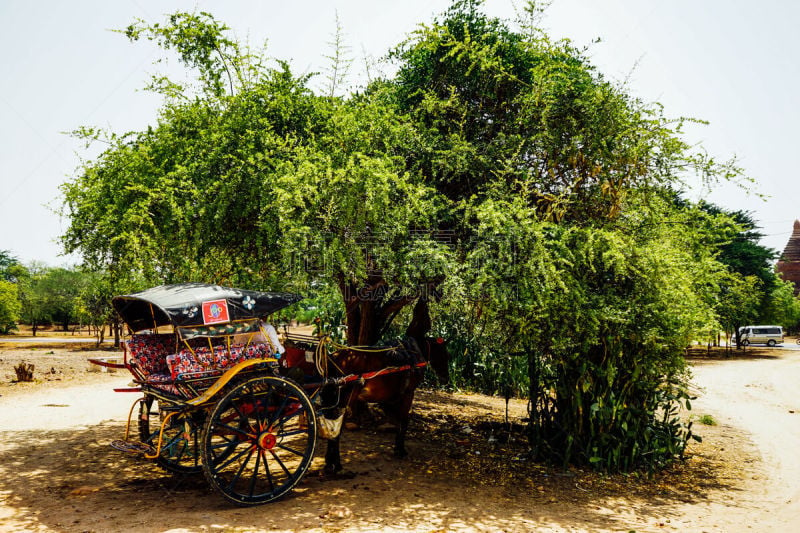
(738, 325), (784, 347)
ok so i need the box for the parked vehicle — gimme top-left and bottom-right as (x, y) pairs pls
(738, 325), (784, 347)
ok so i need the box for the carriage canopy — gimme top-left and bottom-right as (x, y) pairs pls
(112, 283), (302, 333)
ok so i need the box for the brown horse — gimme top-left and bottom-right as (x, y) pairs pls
(321, 336), (450, 474)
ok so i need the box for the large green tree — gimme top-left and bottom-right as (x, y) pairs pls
(388, 2), (718, 225)
(61, 3), (744, 471)
(62, 11), (449, 346)
(695, 203), (786, 345)
(384, 2), (736, 469)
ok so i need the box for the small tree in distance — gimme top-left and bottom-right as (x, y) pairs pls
(0, 280), (21, 334)
(0, 250), (24, 334)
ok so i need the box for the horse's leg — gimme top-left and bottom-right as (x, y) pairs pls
(383, 390), (416, 458)
(320, 383), (345, 474)
(345, 398), (368, 430)
(324, 434), (342, 474)
(394, 416), (409, 458)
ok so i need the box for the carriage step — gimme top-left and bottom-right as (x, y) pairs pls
(110, 439), (155, 456)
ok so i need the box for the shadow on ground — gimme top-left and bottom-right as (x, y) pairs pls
(0, 391), (749, 532)
(687, 346), (784, 362)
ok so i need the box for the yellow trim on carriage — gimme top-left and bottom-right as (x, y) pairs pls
(183, 357), (278, 407)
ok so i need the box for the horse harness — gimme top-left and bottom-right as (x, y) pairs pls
(315, 337), (429, 392)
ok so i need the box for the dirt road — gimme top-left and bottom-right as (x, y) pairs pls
(679, 350), (800, 531)
(0, 344), (799, 532)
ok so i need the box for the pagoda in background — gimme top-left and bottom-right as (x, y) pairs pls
(776, 220), (800, 295)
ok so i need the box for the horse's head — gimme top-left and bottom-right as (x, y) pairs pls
(425, 337), (451, 385)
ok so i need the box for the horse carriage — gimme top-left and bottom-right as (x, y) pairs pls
(92, 283), (446, 506)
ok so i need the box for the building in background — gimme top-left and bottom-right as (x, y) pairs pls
(777, 220), (800, 295)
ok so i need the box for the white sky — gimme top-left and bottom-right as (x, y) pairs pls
(1, 0), (798, 266)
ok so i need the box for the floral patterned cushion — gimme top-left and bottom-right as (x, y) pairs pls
(141, 372), (182, 396)
(166, 342), (273, 380)
(126, 334), (177, 379)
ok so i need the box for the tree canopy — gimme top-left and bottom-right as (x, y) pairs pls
(60, 1), (778, 471)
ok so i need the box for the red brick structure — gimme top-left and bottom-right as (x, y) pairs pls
(776, 220), (800, 295)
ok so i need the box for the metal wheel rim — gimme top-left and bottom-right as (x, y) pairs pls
(201, 376), (317, 505)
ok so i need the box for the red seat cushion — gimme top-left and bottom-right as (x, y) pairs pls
(143, 372), (182, 396)
(166, 342), (273, 380)
(126, 334), (176, 379)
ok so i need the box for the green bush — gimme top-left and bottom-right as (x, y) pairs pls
(437, 211), (718, 472)
(0, 280), (21, 334)
(698, 414), (717, 426)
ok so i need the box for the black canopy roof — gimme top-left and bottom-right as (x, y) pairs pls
(112, 283), (302, 333)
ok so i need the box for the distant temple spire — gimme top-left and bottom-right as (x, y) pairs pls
(776, 220), (800, 295)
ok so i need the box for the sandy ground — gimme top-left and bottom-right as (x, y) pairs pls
(0, 342), (798, 532)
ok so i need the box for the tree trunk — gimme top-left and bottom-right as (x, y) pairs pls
(338, 274), (417, 347)
(737, 324), (747, 351)
(96, 323), (105, 348)
(113, 319), (121, 348)
(406, 297), (432, 343)
(527, 347), (545, 457)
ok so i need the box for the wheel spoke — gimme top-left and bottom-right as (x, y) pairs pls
(248, 447), (263, 498)
(275, 443), (306, 457)
(268, 395), (291, 428)
(162, 429), (185, 449)
(213, 441), (252, 471)
(277, 428), (309, 438)
(164, 435), (187, 460)
(209, 439), (237, 451)
(215, 420), (255, 439)
(260, 448), (275, 491)
(226, 446), (255, 492)
(140, 402), (203, 475)
(229, 403), (244, 421)
(268, 449), (292, 478)
(230, 401), (252, 429)
(269, 410), (299, 438)
(191, 423), (200, 467)
(264, 388), (279, 429)
(209, 436), (240, 458)
(247, 386), (266, 430)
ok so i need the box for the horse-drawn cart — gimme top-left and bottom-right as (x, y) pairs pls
(92, 283), (436, 506)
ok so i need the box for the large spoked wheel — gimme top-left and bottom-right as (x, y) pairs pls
(139, 398), (205, 475)
(202, 376), (317, 505)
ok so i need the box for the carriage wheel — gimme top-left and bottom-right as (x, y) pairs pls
(138, 398), (205, 475)
(201, 376), (317, 505)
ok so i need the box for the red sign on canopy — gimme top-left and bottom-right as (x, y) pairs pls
(202, 299), (230, 325)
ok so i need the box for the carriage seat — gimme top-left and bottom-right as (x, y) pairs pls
(124, 333), (181, 395)
(126, 333), (177, 380)
(126, 334), (275, 397)
(166, 342), (274, 380)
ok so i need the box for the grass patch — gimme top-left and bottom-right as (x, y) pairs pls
(698, 414), (717, 426)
